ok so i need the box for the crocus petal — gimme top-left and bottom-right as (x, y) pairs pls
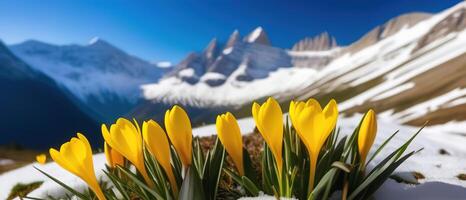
(358, 109), (377, 166)
(252, 97), (283, 173)
(49, 134), (106, 200)
(143, 119), (178, 193)
(216, 112), (244, 176)
(36, 154), (46, 164)
(165, 105), (193, 167)
(293, 99), (339, 191)
(102, 119), (153, 186)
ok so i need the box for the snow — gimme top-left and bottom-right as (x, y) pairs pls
(446, 97), (466, 108)
(142, 67), (318, 108)
(178, 68), (195, 77)
(155, 61), (172, 68)
(338, 27), (466, 111)
(223, 47), (233, 55)
(88, 37), (100, 45)
(246, 27), (264, 43)
(371, 82), (415, 101)
(424, 120), (466, 135)
(200, 72), (227, 82)
(287, 48), (340, 57)
(391, 88), (466, 122)
(1, 114), (465, 199)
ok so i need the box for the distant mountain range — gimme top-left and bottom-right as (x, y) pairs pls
(10, 38), (168, 121)
(0, 41), (99, 149)
(1, 1), (465, 149)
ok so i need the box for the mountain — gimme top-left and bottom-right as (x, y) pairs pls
(293, 3), (466, 127)
(9, 38), (166, 121)
(292, 32), (337, 51)
(0, 41), (99, 149)
(138, 1), (466, 129)
(137, 26), (341, 121)
(141, 27), (327, 105)
(243, 26), (271, 45)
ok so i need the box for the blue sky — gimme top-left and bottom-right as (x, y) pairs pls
(0, 0), (461, 63)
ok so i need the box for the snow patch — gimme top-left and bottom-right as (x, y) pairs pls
(223, 47), (233, 55)
(372, 82), (415, 101)
(156, 61), (172, 68)
(392, 88), (466, 122)
(88, 37), (100, 45)
(178, 68), (195, 78)
(200, 72), (226, 82)
(247, 27), (264, 43)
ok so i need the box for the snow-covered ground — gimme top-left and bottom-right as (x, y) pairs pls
(1, 114), (465, 199)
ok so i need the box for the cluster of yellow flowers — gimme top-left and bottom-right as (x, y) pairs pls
(218, 98), (376, 194)
(39, 97), (378, 200)
(44, 105), (193, 200)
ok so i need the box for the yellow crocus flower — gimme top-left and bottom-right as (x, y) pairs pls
(36, 153), (46, 165)
(143, 120), (178, 194)
(49, 133), (106, 200)
(216, 112), (244, 176)
(252, 97), (283, 173)
(165, 105), (193, 168)
(103, 141), (124, 168)
(102, 118), (153, 186)
(291, 99), (338, 191)
(358, 109), (377, 170)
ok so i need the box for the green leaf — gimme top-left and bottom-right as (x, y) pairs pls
(33, 167), (89, 200)
(170, 146), (184, 185)
(309, 168), (338, 200)
(179, 165), (206, 200)
(203, 138), (225, 200)
(366, 130), (399, 165)
(349, 150), (419, 200)
(103, 170), (131, 200)
(242, 176), (261, 196)
(348, 128), (424, 200)
(117, 165), (165, 200)
(223, 168), (243, 184)
(331, 161), (352, 173)
(243, 148), (258, 184)
(193, 138), (205, 177)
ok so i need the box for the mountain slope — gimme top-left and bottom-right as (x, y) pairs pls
(294, 2), (466, 127)
(9, 38), (165, 121)
(0, 41), (99, 149)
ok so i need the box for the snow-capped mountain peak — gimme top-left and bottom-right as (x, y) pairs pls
(225, 29), (240, 48)
(243, 26), (271, 45)
(88, 36), (100, 45)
